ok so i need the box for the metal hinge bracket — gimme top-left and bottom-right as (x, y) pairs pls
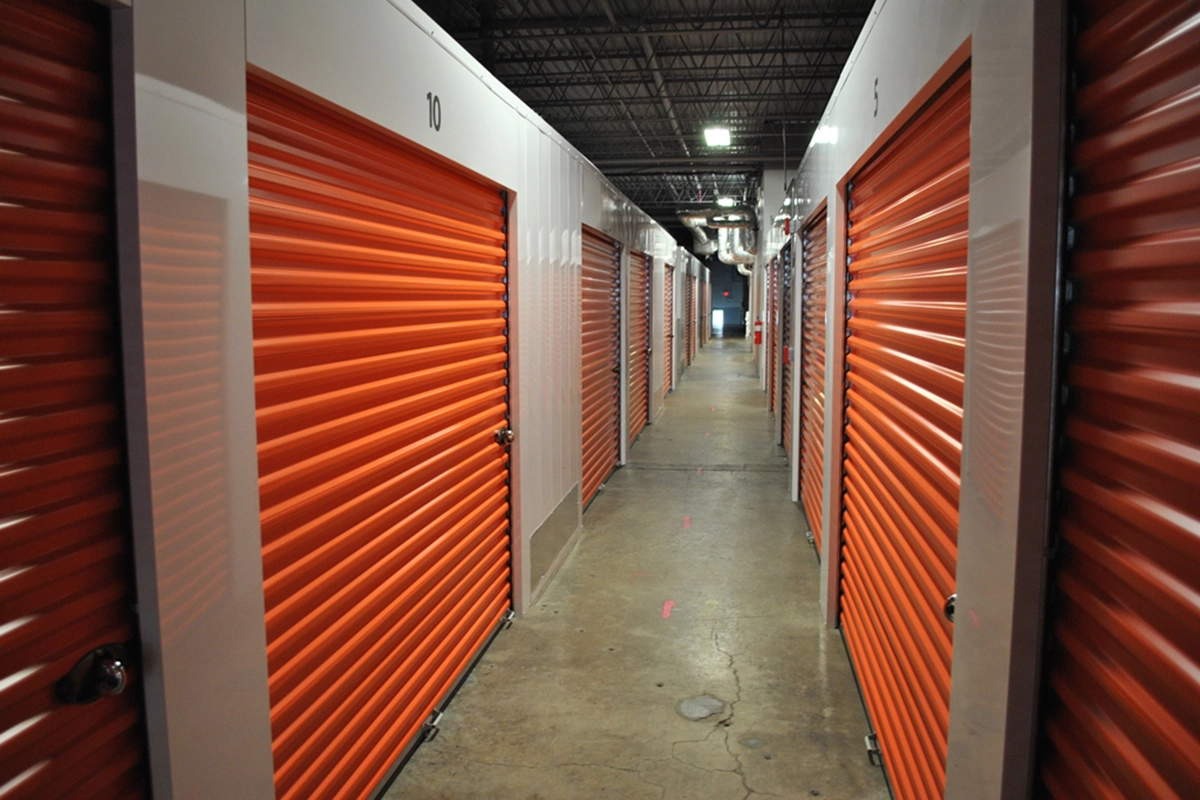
(865, 733), (882, 766)
(423, 709), (445, 742)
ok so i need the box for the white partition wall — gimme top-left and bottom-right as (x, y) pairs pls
(105, 0), (685, 794)
(779, 0), (1066, 797)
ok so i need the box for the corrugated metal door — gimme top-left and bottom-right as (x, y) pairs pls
(0, 2), (149, 797)
(247, 72), (512, 800)
(801, 212), (828, 553)
(684, 274), (697, 365)
(663, 263), (674, 399)
(1038, 4), (1200, 797)
(768, 256), (779, 413)
(841, 63), (970, 800)
(627, 250), (651, 444)
(780, 243), (795, 453)
(581, 226), (621, 508)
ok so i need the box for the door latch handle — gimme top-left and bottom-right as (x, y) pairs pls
(494, 428), (515, 445)
(943, 593), (957, 624)
(57, 644), (132, 704)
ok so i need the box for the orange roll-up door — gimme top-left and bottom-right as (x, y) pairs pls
(581, 226), (621, 508)
(1037, 4), (1200, 797)
(663, 263), (675, 398)
(768, 256), (779, 413)
(247, 72), (512, 800)
(627, 249), (651, 444)
(780, 243), (795, 453)
(0, 1), (149, 797)
(801, 212), (828, 553)
(841, 63), (970, 800)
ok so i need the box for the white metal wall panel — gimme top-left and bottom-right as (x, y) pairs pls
(514, 123), (582, 598)
(781, 0), (1072, 795)
(128, 3), (278, 797)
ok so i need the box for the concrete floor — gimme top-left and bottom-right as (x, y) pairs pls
(386, 337), (890, 800)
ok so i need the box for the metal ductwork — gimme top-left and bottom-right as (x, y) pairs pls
(718, 227), (756, 276)
(679, 207), (757, 262)
(705, 208), (756, 228)
(679, 210), (718, 255)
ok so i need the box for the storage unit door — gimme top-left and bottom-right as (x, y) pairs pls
(0, 2), (150, 797)
(247, 73), (512, 800)
(627, 250), (651, 445)
(581, 226), (621, 508)
(780, 244), (795, 454)
(801, 213), (828, 553)
(663, 264), (675, 398)
(840, 63), (970, 800)
(768, 257), (779, 413)
(1037, 4), (1200, 797)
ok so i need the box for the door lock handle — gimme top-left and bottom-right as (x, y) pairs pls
(57, 644), (132, 704)
(494, 428), (515, 445)
(943, 593), (957, 624)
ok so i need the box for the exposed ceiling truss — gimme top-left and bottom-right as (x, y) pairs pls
(410, 0), (872, 248)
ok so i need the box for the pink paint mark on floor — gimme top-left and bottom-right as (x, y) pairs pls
(662, 600), (675, 619)
(970, 609), (982, 628)
(705, 432), (711, 438)
(696, 467), (703, 476)
(710, 406), (716, 412)
(682, 515), (692, 529)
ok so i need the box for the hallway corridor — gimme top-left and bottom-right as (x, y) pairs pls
(387, 338), (890, 800)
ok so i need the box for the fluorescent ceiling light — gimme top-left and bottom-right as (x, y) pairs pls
(716, 196), (736, 208)
(704, 127), (731, 147)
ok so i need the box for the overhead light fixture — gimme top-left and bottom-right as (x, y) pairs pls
(704, 127), (731, 147)
(716, 196), (736, 208)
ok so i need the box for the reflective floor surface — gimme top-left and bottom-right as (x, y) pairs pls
(386, 337), (890, 800)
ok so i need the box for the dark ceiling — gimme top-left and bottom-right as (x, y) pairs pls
(410, 0), (872, 248)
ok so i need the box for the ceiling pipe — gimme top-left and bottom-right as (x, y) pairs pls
(680, 207), (758, 260)
(718, 227), (756, 274)
(706, 208), (757, 228)
(679, 211), (719, 255)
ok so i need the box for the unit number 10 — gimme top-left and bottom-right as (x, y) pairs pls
(426, 92), (442, 131)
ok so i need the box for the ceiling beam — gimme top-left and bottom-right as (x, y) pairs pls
(604, 166), (762, 175)
(533, 93), (829, 108)
(453, 11), (867, 35)
(565, 129), (814, 145)
(507, 66), (844, 89)
(491, 43), (858, 66)
(547, 115), (820, 128)
(455, 19), (866, 43)
(597, 158), (768, 169)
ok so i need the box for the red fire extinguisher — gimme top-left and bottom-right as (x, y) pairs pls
(753, 318), (763, 345)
